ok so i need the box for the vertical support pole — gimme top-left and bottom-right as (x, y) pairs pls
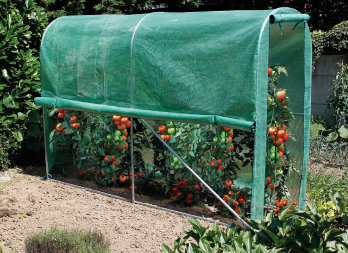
(299, 22), (312, 211)
(250, 19), (269, 220)
(130, 117), (135, 203)
(43, 107), (50, 180)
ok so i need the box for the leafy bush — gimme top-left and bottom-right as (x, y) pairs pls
(162, 207), (348, 253)
(328, 63), (348, 131)
(25, 226), (110, 253)
(312, 20), (348, 68)
(0, 0), (48, 169)
(310, 115), (347, 168)
(309, 64), (348, 168)
(307, 169), (347, 223)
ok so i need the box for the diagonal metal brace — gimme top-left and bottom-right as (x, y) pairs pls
(140, 119), (252, 229)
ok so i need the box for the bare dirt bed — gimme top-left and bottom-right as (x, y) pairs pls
(0, 169), (213, 253)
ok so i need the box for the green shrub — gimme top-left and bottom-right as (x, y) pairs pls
(307, 169), (347, 222)
(25, 226), (110, 253)
(0, 0), (48, 169)
(312, 20), (348, 68)
(162, 207), (348, 252)
(328, 63), (348, 131)
(310, 114), (347, 168)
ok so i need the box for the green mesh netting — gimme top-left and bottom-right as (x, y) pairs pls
(35, 7), (311, 220)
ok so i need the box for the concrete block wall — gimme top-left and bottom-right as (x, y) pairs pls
(311, 54), (347, 124)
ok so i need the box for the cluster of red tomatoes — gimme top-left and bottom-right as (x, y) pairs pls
(210, 158), (225, 171)
(274, 199), (298, 214)
(265, 123), (290, 191)
(158, 121), (176, 141)
(212, 127), (234, 155)
(172, 180), (201, 205)
(55, 108), (81, 132)
(209, 128), (234, 170)
(217, 191), (248, 214)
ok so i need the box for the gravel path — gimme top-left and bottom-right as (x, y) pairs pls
(0, 170), (212, 252)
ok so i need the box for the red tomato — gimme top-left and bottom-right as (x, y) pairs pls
(194, 184), (200, 190)
(121, 117), (128, 123)
(277, 130), (285, 138)
(274, 138), (283, 146)
(176, 192), (182, 198)
(126, 120), (131, 128)
(56, 123), (64, 132)
(70, 116), (77, 122)
(266, 176), (271, 184)
(225, 180), (232, 188)
(113, 115), (121, 121)
(117, 124), (126, 131)
(268, 68), (273, 77)
(283, 133), (289, 142)
(276, 90), (286, 100)
(186, 193), (193, 199)
(268, 127), (276, 135)
(104, 156), (111, 162)
(239, 198), (245, 204)
(57, 109), (65, 113)
(58, 112), (65, 118)
(158, 125), (166, 133)
(112, 160), (120, 166)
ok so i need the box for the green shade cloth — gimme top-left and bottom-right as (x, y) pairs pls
(35, 7), (312, 220)
(36, 8), (303, 130)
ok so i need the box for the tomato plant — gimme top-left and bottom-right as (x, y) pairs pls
(48, 65), (296, 217)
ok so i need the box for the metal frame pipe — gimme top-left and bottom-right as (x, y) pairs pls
(140, 119), (252, 229)
(270, 14), (310, 24)
(130, 117), (135, 203)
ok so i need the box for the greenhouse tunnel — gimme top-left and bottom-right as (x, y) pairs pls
(35, 7), (311, 221)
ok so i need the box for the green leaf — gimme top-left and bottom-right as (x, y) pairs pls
(338, 125), (348, 139)
(326, 132), (338, 142)
(161, 244), (173, 253)
(3, 93), (18, 108)
(13, 131), (23, 142)
(198, 239), (212, 253)
(2, 69), (9, 79)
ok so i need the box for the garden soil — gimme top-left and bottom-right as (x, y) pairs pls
(0, 169), (229, 252)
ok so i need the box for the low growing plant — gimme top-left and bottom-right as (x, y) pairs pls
(25, 226), (110, 253)
(162, 205), (348, 252)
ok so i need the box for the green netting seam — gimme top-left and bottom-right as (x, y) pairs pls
(129, 13), (154, 108)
